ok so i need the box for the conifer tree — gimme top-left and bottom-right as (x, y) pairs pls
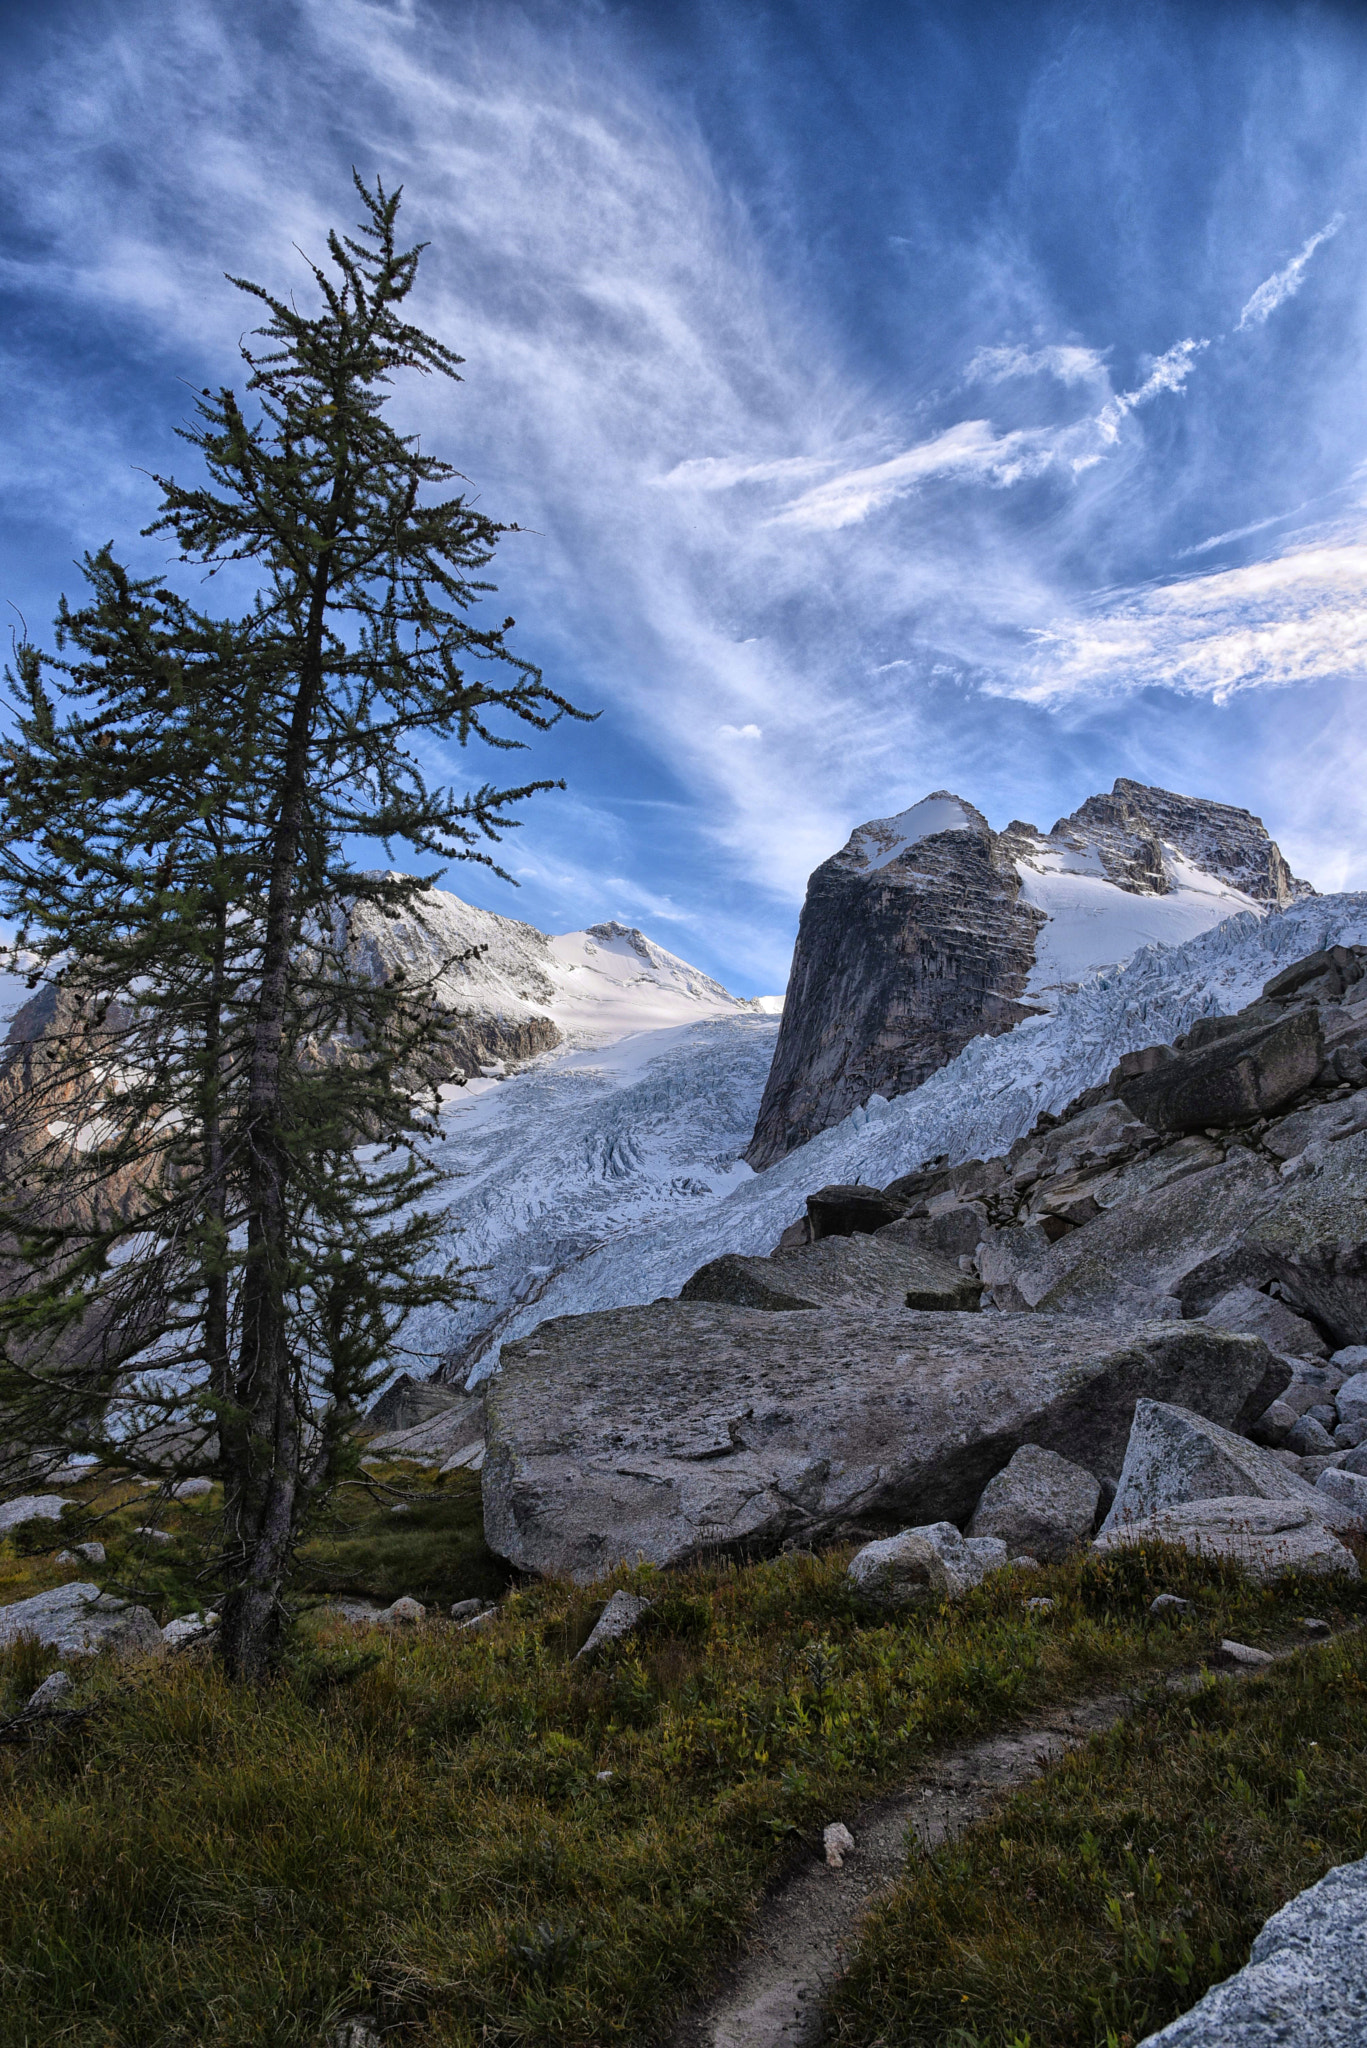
(0, 176), (585, 1679)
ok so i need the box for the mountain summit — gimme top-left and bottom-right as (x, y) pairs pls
(745, 779), (1310, 1169)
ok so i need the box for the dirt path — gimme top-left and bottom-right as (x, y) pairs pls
(669, 1692), (1130, 2048)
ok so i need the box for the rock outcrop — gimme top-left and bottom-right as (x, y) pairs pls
(847, 1523), (1009, 1606)
(1098, 1400), (1359, 1534)
(966, 1443), (1102, 1560)
(0, 1582), (162, 1656)
(745, 781), (1310, 1168)
(679, 1234), (980, 1314)
(745, 794), (1045, 1168)
(482, 1305), (1286, 1580)
(1136, 1851), (1367, 2046)
(1093, 1497), (1359, 1583)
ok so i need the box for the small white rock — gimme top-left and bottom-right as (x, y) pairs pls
(389, 1503), (412, 1516)
(823, 1821), (856, 1869)
(1150, 1594), (1192, 1616)
(332, 2019), (381, 2048)
(171, 1478), (212, 1501)
(72, 1541), (105, 1564)
(26, 1669), (73, 1709)
(574, 1590), (652, 1662)
(377, 1596), (425, 1625)
(595, 1769), (615, 1783)
(134, 1527), (172, 1545)
(1025, 1596), (1054, 1612)
(162, 1614), (211, 1646)
(1300, 1617), (1331, 1634)
(1222, 1639), (1275, 1667)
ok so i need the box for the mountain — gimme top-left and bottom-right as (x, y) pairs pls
(341, 880), (771, 1082)
(406, 889), (1367, 1388)
(744, 779), (1310, 1169)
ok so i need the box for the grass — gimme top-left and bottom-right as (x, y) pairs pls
(0, 1458), (508, 1625)
(0, 1527), (1362, 2046)
(826, 1625), (1367, 2047)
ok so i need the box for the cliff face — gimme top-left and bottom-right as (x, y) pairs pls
(744, 795), (1045, 1169)
(745, 780), (1310, 1171)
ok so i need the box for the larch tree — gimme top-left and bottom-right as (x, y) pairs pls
(0, 175), (587, 1680)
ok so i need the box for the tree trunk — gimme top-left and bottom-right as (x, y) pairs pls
(220, 535), (337, 1681)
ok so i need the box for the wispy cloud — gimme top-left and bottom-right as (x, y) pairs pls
(768, 419), (1064, 530)
(1013, 536), (1367, 705)
(1237, 213), (1346, 329)
(765, 339), (1209, 529)
(964, 342), (1109, 386)
(1089, 338), (1209, 452)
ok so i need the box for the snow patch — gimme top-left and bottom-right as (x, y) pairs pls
(1017, 845), (1263, 1002)
(848, 795), (972, 870)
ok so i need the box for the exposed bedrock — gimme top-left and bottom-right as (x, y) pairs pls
(679, 1233), (980, 1314)
(745, 780), (1310, 1170)
(745, 795), (1043, 1170)
(481, 1305), (1287, 1581)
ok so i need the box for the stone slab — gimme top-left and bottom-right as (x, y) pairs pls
(483, 1305), (1290, 1581)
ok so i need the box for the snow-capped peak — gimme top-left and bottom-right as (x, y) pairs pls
(843, 791), (976, 871)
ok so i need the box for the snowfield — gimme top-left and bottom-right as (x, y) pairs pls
(405, 894), (1367, 1387)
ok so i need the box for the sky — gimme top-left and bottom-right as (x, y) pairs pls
(2, 0), (1366, 995)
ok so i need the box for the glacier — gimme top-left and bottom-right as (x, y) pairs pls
(405, 893), (1367, 1387)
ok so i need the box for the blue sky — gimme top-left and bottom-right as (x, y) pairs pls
(2, 0), (1366, 994)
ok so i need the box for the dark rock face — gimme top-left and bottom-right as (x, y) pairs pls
(745, 780), (1310, 1170)
(1113, 1008), (1324, 1133)
(806, 1184), (907, 1238)
(482, 1304), (1286, 1580)
(1048, 779), (1310, 907)
(679, 1234), (979, 1314)
(746, 795), (1044, 1169)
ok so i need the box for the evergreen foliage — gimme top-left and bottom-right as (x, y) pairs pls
(0, 175), (586, 1678)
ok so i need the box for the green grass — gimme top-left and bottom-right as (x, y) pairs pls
(0, 1531), (1362, 2046)
(826, 1625), (1367, 2048)
(0, 1459), (508, 1628)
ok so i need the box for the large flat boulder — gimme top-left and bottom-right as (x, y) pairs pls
(1095, 1498), (1359, 1585)
(483, 1306), (1289, 1581)
(0, 1582), (161, 1656)
(1101, 1398), (1359, 1535)
(679, 1234), (979, 1314)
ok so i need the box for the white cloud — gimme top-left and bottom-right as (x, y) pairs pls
(770, 419), (1064, 530)
(1012, 536), (1367, 705)
(1237, 212), (1346, 329)
(659, 451), (837, 492)
(964, 342), (1109, 386)
(767, 339), (1209, 529)
(718, 723), (763, 740)
(1089, 338), (1209, 454)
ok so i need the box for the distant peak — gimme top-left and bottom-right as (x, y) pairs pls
(838, 791), (988, 872)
